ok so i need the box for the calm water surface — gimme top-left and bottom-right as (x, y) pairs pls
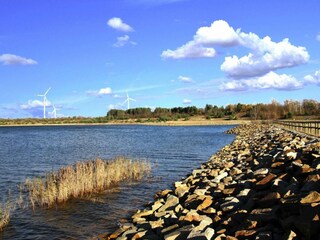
(0, 125), (235, 239)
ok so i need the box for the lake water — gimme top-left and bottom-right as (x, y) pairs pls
(0, 125), (235, 239)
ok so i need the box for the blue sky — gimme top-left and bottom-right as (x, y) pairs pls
(1, 0), (320, 118)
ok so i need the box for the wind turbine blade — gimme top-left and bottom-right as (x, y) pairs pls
(44, 87), (51, 96)
(37, 94), (44, 97)
(129, 98), (136, 101)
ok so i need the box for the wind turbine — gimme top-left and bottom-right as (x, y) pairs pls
(122, 91), (136, 110)
(50, 104), (57, 118)
(37, 87), (51, 119)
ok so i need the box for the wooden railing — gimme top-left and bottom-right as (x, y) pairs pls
(275, 120), (320, 137)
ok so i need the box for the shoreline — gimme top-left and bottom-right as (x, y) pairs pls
(0, 119), (251, 128)
(101, 123), (320, 239)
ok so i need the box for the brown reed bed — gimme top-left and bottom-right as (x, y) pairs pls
(0, 202), (11, 231)
(24, 157), (151, 209)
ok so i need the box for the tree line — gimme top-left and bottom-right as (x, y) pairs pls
(0, 99), (318, 125)
(107, 99), (320, 121)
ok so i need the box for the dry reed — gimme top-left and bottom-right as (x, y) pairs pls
(0, 202), (11, 231)
(25, 157), (151, 208)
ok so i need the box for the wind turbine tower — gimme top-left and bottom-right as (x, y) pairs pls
(50, 104), (57, 118)
(37, 87), (51, 119)
(123, 91), (136, 110)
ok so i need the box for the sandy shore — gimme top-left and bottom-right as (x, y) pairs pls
(0, 118), (252, 127)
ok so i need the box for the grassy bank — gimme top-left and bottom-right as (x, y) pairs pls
(25, 157), (151, 208)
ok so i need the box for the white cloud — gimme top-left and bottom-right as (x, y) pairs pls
(0, 54), (37, 65)
(113, 35), (136, 47)
(161, 20), (238, 59)
(161, 20), (309, 80)
(113, 94), (122, 98)
(194, 20), (240, 46)
(183, 98), (192, 104)
(221, 34), (309, 78)
(87, 87), (112, 97)
(220, 71), (303, 91)
(107, 17), (134, 32)
(304, 70), (320, 85)
(317, 33), (320, 42)
(178, 75), (193, 83)
(161, 41), (216, 59)
(20, 99), (51, 109)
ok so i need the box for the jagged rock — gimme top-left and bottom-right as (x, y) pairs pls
(132, 209), (154, 219)
(158, 194), (180, 212)
(155, 210), (174, 218)
(214, 234), (227, 240)
(175, 204), (184, 213)
(194, 188), (208, 196)
(155, 189), (173, 198)
(256, 173), (276, 189)
(161, 224), (179, 234)
(300, 191), (320, 204)
(152, 200), (164, 211)
(132, 230), (147, 239)
(175, 184), (190, 198)
(256, 231), (272, 240)
(197, 196), (213, 211)
(202, 207), (216, 214)
(240, 219), (257, 230)
(187, 227), (215, 239)
(284, 230), (297, 240)
(230, 167), (242, 176)
(183, 210), (201, 222)
(237, 189), (252, 198)
(150, 219), (164, 229)
(213, 172), (228, 183)
(196, 216), (213, 231)
(253, 168), (269, 176)
(235, 229), (257, 238)
(286, 150), (297, 160)
(249, 208), (277, 222)
(107, 124), (320, 240)
(220, 197), (240, 212)
(164, 225), (194, 240)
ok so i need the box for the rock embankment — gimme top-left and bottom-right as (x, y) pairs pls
(101, 124), (320, 240)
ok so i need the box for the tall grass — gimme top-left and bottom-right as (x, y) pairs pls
(25, 157), (151, 208)
(0, 202), (11, 231)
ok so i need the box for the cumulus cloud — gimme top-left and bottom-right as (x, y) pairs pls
(20, 99), (51, 109)
(113, 35), (136, 47)
(161, 20), (309, 82)
(161, 20), (238, 59)
(0, 54), (38, 65)
(161, 41), (216, 59)
(194, 20), (240, 46)
(87, 87), (112, 97)
(221, 34), (309, 78)
(220, 71), (303, 91)
(20, 99), (53, 118)
(107, 17), (134, 32)
(183, 98), (192, 104)
(304, 70), (320, 85)
(178, 75), (193, 83)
